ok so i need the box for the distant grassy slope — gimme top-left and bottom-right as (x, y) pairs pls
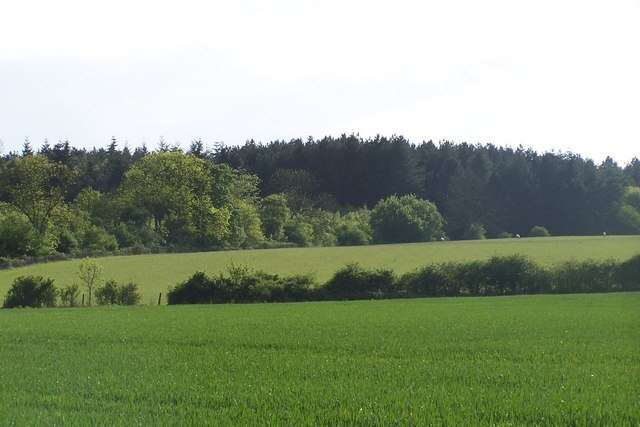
(0, 235), (638, 304)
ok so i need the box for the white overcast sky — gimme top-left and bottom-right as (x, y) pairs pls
(1, 0), (639, 163)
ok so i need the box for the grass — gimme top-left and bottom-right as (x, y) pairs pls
(1, 235), (638, 304)
(0, 293), (638, 424)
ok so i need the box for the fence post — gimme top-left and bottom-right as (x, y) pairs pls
(82, 294), (85, 306)
(158, 293), (162, 306)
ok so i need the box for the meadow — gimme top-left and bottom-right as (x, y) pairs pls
(1, 235), (639, 304)
(0, 293), (638, 424)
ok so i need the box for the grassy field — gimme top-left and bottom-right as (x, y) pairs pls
(0, 293), (638, 424)
(0, 235), (638, 304)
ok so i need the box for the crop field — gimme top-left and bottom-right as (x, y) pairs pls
(0, 292), (638, 424)
(1, 235), (639, 304)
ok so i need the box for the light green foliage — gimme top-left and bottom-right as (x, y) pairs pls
(0, 294), (637, 424)
(0, 206), (47, 257)
(370, 194), (445, 243)
(284, 216), (314, 246)
(335, 210), (372, 246)
(1, 235), (638, 304)
(78, 258), (104, 307)
(617, 186), (640, 233)
(120, 152), (230, 246)
(259, 194), (291, 241)
(0, 154), (76, 235)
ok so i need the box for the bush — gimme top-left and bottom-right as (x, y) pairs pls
(3, 276), (57, 308)
(58, 284), (80, 307)
(614, 254), (640, 291)
(167, 266), (317, 304)
(482, 255), (551, 295)
(463, 223), (486, 240)
(529, 226), (550, 237)
(335, 221), (371, 246)
(552, 259), (618, 293)
(95, 280), (142, 305)
(324, 263), (397, 299)
(495, 231), (513, 239)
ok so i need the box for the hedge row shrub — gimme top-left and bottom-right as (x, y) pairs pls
(95, 280), (142, 305)
(2, 276), (141, 308)
(3, 276), (57, 308)
(167, 254), (640, 304)
(167, 265), (317, 304)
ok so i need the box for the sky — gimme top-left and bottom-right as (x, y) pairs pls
(1, 0), (639, 164)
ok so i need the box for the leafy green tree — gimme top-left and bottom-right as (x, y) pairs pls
(0, 205), (48, 257)
(119, 152), (230, 246)
(0, 154), (77, 236)
(284, 216), (314, 246)
(259, 194), (291, 241)
(370, 195), (445, 243)
(78, 258), (104, 306)
(616, 186), (640, 234)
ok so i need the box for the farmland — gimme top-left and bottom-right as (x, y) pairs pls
(1, 235), (639, 304)
(0, 292), (638, 424)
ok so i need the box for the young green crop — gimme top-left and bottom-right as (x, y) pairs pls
(0, 293), (638, 424)
(1, 235), (638, 304)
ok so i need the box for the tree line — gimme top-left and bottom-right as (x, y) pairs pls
(1, 136), (639, 260)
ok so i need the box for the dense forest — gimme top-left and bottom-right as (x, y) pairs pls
(1, 135), (639, 260)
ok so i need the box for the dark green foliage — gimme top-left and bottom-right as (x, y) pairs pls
(324, 263), (397, 300)
(167, 266), (316, 304)
(95, 280), (119, 305)
(58, 284), (80, 307)
(168, 253), (639, 304)
(615, 254), (640, 291)
(3, 276), (56, 308)
(552, 259), (619, 293)
(95, 280), (142, 305)
(529, 225), (550, 237)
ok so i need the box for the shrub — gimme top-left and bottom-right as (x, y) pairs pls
(482, 255), (551, 295)
(167, 267), (317, 304)
(58, 284), (80, 307)
(335, 221), (371, 246)
(324, 263), (397, 299)
(398, 264), (453, 297)
(95, 280), (119, 305)
(118, 282), (142, 305)
(463, 223), (486, 240)
(552, 259), (618, 293)
(529, 226), (550, 237)
(496, 231), (513, 239)
(3, 276), (57, 308)
(614, 254), (640, 291)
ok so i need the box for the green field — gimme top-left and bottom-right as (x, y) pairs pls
(0, 293), (638, 424)
(1, 235), (639, 304)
